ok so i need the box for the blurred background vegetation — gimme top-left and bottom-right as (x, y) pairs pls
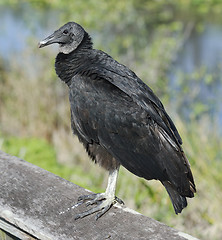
(0, 0), (222, 239)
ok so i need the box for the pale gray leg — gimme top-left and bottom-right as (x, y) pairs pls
(75, 168), (123, 220)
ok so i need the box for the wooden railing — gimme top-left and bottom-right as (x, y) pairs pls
(0, 151), (198, 240)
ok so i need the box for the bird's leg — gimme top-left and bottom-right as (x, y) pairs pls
(75, 168), (123, 220)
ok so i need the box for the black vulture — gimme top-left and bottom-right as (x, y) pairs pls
(38, 22), (196, 220)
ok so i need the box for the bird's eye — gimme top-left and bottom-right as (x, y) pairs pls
(63, 29), (69, 35)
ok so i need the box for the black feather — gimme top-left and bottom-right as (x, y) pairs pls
(43, 22), (196, 214)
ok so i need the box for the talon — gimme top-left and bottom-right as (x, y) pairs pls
(74, 169), (121, 220)
(77, 196), (84, 201)
(115, 196), (124, 205)
(71, 201), (84, 209)
(74, 214), (81, 220)
(74, 192), (123, 220)
(95, 204), (112, 220)
(78, 193), (97, 202)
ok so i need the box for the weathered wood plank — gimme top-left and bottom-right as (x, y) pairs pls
(0, 218), (36, 240)
(0, 151), (198, 240)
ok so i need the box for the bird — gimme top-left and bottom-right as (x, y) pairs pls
(38, 22), (196, 220)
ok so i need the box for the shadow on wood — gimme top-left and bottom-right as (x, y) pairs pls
(0, 151), (198, 240)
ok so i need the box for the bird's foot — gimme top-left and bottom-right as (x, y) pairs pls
(75, 193), (124, 220)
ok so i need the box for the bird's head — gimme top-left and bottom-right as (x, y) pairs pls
(38, 22), (85, 54)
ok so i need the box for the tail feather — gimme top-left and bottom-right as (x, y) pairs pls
(162, 181), (188, 214)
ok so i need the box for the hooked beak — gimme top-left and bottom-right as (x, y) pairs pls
(38, 32), (59, 48)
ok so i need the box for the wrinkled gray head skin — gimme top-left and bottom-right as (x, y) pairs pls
(38, 22), (85, 54)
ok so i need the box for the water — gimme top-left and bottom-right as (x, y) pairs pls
(172, 25), (222, 128)
(0, 7), (30, 55)
(0, 4), (59, 58)
(176, 25), (222, 72)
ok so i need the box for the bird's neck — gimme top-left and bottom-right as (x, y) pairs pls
(55, 32), (93, 86)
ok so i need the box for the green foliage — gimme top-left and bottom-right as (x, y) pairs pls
(1, 136), (62, 174)
(0, 134), (106, 193)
